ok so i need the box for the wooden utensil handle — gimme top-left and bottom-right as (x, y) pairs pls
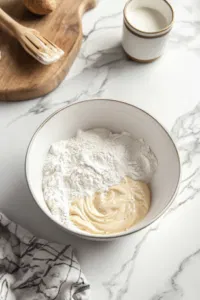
(0, 8), (23, 36)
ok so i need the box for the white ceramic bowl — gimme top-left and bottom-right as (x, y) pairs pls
(26, 99), (180, 241)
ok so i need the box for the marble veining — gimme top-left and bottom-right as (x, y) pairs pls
(1, 0), (200, 299)
(102, 102), (200, 299)
(103, 226), (159, 300)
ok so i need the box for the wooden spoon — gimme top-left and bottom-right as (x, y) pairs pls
(0, 8), (64, 65)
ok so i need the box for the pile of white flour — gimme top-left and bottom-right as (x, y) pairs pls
(42, 128), (157, 224)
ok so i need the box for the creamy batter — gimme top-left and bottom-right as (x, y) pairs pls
(70, 176), (151, 235)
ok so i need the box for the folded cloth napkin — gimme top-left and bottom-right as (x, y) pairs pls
(0, 213), (90, 300)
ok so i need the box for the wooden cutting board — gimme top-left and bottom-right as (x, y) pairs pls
(0, 0), (96, 101)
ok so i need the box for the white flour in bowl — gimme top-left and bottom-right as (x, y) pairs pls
(42, 128), (157, 225)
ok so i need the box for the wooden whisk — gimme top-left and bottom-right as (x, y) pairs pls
(0, 8), (64, 65)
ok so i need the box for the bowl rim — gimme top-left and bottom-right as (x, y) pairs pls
(25, 99), (181, 240)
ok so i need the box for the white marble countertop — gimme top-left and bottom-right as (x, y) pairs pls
(1, 0), (200, 299)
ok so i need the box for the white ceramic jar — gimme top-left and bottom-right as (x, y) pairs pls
(122, 0), (174, 62)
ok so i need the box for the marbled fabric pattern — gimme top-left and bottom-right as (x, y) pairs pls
(0, 213), (90, 300)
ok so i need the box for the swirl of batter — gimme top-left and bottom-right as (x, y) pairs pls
(70, 176), (150, 235)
